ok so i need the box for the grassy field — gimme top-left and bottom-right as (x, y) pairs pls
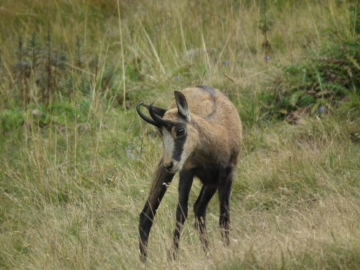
(1, 0), (360, 269)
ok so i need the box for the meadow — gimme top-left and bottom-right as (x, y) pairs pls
(1, 0), (360, 269)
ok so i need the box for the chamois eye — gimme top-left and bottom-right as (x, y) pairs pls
(176, 128), (185, 137)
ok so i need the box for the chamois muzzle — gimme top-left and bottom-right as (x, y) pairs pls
(163, 160), (180, 173)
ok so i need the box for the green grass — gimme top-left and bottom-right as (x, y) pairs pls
(1, 0), (360, 269)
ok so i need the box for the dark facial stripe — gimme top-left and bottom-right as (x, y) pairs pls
(172, 135), (187, 162)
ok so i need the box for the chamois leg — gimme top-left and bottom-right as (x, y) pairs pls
(169, 170), (195, 260)
(193, 185), (217, 253)
(139, 160), (175, 263)
(217, 173), (234, 246)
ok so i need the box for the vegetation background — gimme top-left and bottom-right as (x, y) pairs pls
(1, 0), (360, 269)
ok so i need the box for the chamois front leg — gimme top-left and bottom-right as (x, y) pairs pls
(169, 170), (194, 260)
(139, 160), (175, 263)
(193, 185), (217, 254)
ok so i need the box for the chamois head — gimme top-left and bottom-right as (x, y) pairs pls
(137, 91), (198, 173)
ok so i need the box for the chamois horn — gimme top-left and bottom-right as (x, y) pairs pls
(136, 103), (160, 127)
(149, 103), (171, 127)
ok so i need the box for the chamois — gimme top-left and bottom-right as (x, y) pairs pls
(136, 86), (242, 262)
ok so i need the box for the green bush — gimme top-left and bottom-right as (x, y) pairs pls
(263, 41), (360, 120)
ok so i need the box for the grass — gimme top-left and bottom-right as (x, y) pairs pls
(1, 0), (360, 269)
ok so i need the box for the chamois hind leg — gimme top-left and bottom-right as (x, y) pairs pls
(217, 170), (234, 246)
(169, 170), (195, 260)
(193, 185), (217, 253)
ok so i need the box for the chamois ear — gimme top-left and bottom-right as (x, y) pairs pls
(174, 91), (190, 122)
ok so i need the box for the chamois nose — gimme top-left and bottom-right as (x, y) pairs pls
(164, 161), (174, 172)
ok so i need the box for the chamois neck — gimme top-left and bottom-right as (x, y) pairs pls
(190, 114), (228, 157)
